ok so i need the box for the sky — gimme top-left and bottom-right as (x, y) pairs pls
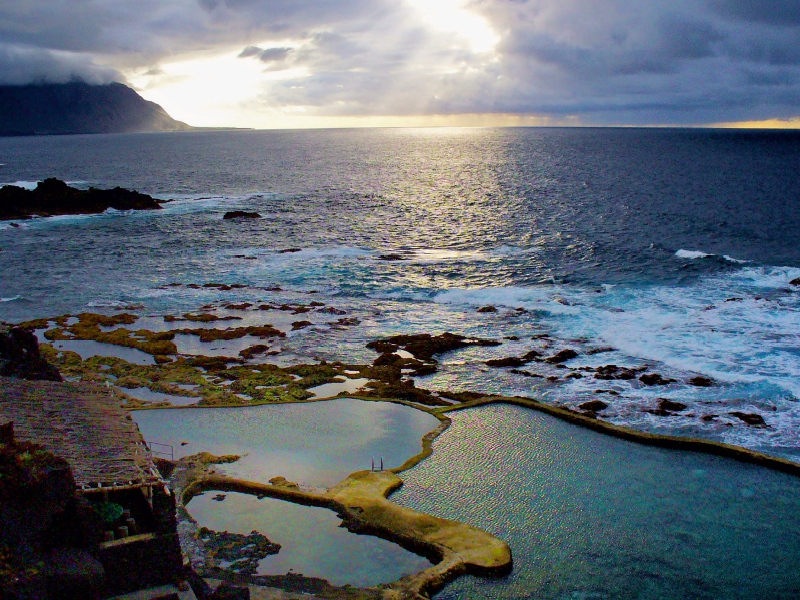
(1, 0), (799, 129)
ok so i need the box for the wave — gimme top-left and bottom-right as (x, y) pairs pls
(0, 181), (38, 190)
(433, 286), (583, 315)
(676, 249), (751, 264)
(675, 249), (712, 259)
(86, 300), (132, 308)
(0, 295), (24, 303)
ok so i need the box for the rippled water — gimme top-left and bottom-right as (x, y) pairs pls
(187, 492), (431, 587)
(3, 128), (800, 458)
(391, 403), (800, 599)
(132, 398), (440, 488)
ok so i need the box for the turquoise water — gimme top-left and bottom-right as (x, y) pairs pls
(391, 403), (800, 599)
(133, 398), (440, 487)
(187, 491), (432, 586)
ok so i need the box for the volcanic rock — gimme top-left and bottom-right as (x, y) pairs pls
(0, 178), (161, 221)
(0, 326), (62, 381)
(639, 373), (676, 386)
(477, 306), (498, 313)
(545, 349), (578, 363)
(789, 278), (800, 286)
(689, 376), (714, 387)
(658, 399), (687, 412)
(223, 211), (261, 219)
(579, 400), (609, 412)
(366, 332), (501, 362)
(729, 412), (767, 426)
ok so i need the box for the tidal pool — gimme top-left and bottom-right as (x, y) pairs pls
(391, 403), (800, 600)
(187, 492), (432, 586)
(133, 398), (440, 488)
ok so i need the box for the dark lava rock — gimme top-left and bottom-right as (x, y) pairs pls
(239, 345), (270, 359)
(658, 399), (687, 412)
(509, 369), (544, 378)
(291, 320), (313, 330)
(477, 306), (498, 313)
(0, 326), (62, 381)
(639, 373), (676, 386)
(729, 412), (767, 426)
(689, 376), (714, 387)
(212, 494), (226, 502)
(789, 277), (800, 286)
(366, 332), (501, 362)
(579, 400), (609, 412)
(378, 253), (406, 261)
(701, 414), (718, 422)
(594, 364), (640, 380)
(210, 583), (250, 600)
(0, 178), (161, 220)
(278, 248), (302, 253)
(223, 211), (261, 219)
(486, 357), (528, 368)
(545, 349), (578, 364)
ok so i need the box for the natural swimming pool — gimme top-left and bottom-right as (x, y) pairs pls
(391, 403), (800, 600)
(187, 491), (432, 587)
(133, 398), (440, 488)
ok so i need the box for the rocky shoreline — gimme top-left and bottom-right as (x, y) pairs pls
(0, 178), (161, 221)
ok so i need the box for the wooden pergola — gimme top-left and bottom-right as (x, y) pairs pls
(0, 377), (162, 493)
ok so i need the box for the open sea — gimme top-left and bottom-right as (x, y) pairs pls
(2, 127), (800, 461)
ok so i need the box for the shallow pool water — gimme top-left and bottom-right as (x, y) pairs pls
(133, 398), (440, 487)
(391, 403), (800, 600)
(307, 377), (370, 398)
(118, 386), (198, 406)
(187, 492), (432, 586)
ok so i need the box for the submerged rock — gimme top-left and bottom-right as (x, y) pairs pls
(659, 399), (688, 412)
(639, 373), (676, 386)
(477, 306), (498, 313)
(729, 412), (767, 426)
(222, 211), (261, 219)
(579, 400), (609, 413)
(378, 253), (406, 261)
(689, 376), (714, 387)
(789, 278), (800, 286)
(594, 364), (642, 380)
(486, 357), (527, 368)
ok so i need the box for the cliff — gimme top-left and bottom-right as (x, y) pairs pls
(0, 81), (192, 136)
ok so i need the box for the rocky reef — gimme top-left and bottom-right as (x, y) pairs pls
(0, 178), (161, 221)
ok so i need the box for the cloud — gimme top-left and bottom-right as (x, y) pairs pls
(1, 0), (799, 125)
(0, 43), (120, 85)
(238, 46), (292, 62)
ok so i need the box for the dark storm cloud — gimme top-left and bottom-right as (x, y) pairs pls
(1, 0), (799, 123)
(709, 0), (800, 26)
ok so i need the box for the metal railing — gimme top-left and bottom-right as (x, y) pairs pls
(146, 441), (174, 460)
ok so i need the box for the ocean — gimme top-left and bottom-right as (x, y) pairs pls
(2, 127), (800, 460)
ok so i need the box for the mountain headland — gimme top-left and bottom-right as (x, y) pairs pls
(0, 81), (192, 136)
